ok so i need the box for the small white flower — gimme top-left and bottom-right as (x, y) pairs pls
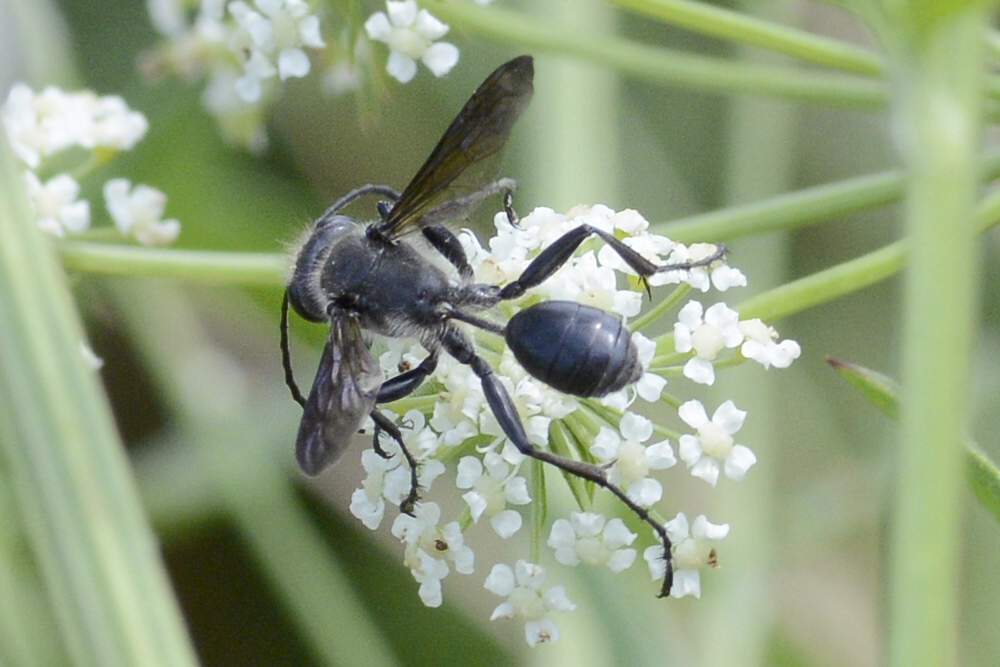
(103, 178), (181, 246)
(392, 501), (474, 607)
(228, 0), (325, 101)
(673, 300), (744, 385)
(456, 451), (530, 538)
(547, 512), (637, 572)
(677, 399), (755, 486)
(484, 560), (575, 647)
(24, 172), (90, 237)
(643, 513), (729, 598)
(365, 1), (459, 83)
(589, 412), (676, 508)
(739, 318), (802, 369)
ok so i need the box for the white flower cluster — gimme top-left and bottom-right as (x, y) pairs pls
(2, 84), (180, 246)
(339, 204), (799, 645)
(145, 0), (462, 150)
(144, 0), (326, 151)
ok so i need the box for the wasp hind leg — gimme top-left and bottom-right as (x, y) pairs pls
(439, 325), (675, 598)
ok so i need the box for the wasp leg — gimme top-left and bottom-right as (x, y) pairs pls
(377, 353), (439, 403)
(440, 326), (674, 598)
(369, 410), (421, 516)
(422, 225), (474, 280)
(498, 225), (726, 301)
(321, 183), (401, 220)
(416, 177), (517, 228)
(367, 352), (439, 508)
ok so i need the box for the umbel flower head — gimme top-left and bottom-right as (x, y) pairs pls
(326, 204), (800, 645)
(2, 84), (182, 247)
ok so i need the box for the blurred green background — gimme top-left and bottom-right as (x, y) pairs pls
(2, 1), (998, 665)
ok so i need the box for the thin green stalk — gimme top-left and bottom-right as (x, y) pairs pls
(631, 283), (691, 332)
(736, 185), (1000, 324)
(888, 10), (988, 667)
(610, 0), (884, 76)
(657, 150), (1000, 243)
(0, 128), (196, 667)
(59, 241), (286, 285)
(57, 153), (1000, 287)
(530, 459), (547, 563)
(422, 0), (886, 108)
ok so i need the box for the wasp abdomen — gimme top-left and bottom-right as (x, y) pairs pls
(505, 301), (641, 398)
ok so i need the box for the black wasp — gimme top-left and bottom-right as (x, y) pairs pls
(281, 55), (724, 597)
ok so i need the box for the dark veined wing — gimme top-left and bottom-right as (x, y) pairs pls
(295, 311), (382, 476)
(374, 55), (534, 239)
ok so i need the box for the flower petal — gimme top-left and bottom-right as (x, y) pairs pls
(484, 563), (514, 596)
(724, 444), (757, 480)
(683, 356), (715, 385)
(455, 456), (483, 488)
(619, 412), (653, 443)
(678, 399), (709, 429)
(422, 42), (459, 78)
(386, 0), (417, 27)
(543, 586), (575, 612)
(490, 509), (522, 539)
(607, 548), (637, 573)
(690, 457), (720, 486)
(364, 11), (392, 40)
(278, 48), (310, 80)
(415, 8), (449, 40)
(602, 518), (637, 549)
(645, 440), (676, 470)
(713, 400), (747, 434)
(386, 52), (417, 83)
(670, 569), (701, 599)
(691, 514), (730, 541)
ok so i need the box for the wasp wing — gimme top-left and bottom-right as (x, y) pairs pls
(295, 312), (382, 476)
(374, 55), (534, 239)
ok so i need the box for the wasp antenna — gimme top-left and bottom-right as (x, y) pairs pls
(281, 290), (307, 408)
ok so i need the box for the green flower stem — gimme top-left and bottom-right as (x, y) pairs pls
(530, 459), (547, 563)
(56, 153), (1000, 289)
(631, 283), (691, 332)
(737, 185), (1000, 324)
(651, 186), (1000, 354)
(657, 149), (1000, 243)
(0, 131), (197, 666)
(888, 10), (989, 667)
(421, 0), (886, 109)
(609, 0), (884, 76)
(59, 241), (287, 285)
(550, 420), (593, 511)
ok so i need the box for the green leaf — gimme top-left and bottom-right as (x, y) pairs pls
(826, 357), (1000, 524)
(825, 356), (900, 419)
(0, 116), (197, 667)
